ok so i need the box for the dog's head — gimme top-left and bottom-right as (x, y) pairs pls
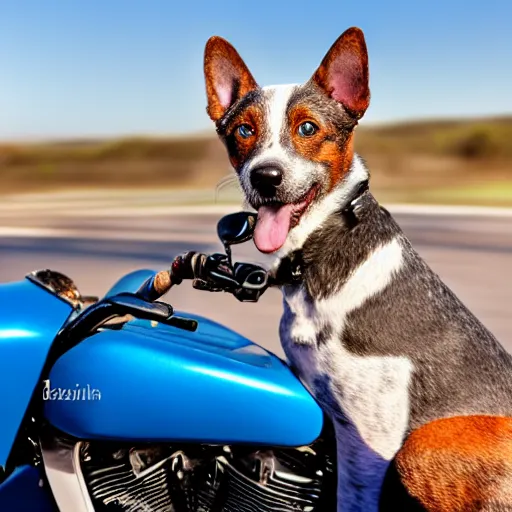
(204, 27), (370, 254)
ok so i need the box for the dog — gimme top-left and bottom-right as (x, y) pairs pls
(203, 27), (512, 511)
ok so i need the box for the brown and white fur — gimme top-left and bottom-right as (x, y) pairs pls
(203, 27), (512, 511)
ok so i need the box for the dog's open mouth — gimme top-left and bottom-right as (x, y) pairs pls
(253, 184), (320, 254)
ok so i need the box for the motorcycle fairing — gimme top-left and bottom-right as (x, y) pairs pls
(104, 268), (156, 298)
(45, 315), (324, 447)
(0, 279), (72, 466)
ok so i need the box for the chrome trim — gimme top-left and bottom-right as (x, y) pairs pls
(27, 269), (82, 308)
(40, 429), (95, 512)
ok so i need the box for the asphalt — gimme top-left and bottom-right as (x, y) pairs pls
(1, 202), (511, 357)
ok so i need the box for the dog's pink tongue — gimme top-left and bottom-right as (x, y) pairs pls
(254, 204), (293, 253)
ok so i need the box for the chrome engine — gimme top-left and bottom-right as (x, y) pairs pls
(78, 438), (335, 512)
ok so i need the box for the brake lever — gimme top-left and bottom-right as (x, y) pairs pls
(192, 279), (225, 292)
(203, 253), (240, 288)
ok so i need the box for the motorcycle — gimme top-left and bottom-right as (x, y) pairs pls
(0, 212), (337, 512)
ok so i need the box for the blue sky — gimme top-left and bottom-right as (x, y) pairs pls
(1, 0), (511, 140)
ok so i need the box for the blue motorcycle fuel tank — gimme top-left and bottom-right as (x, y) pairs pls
(0, 278), (72, 466)
(45, 279), (323, 447)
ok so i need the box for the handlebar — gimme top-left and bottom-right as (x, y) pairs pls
(137, 251), (272, 304)
(49, 247), (272, 364)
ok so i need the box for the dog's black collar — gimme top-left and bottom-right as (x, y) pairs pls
(347, 178), (370, 206)
(339, 179), (370, 230)
(270, 250), (305, 287)
(270, 179), (370, 287)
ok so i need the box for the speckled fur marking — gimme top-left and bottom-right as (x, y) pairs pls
(279, 235), (413, 511)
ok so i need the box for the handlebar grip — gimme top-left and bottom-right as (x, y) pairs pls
(136, 252), (207, 301)
(136, 270), (172, 301)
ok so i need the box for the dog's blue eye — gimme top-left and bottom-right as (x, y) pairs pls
(298, 122), (317, 137)
(238, 124), (254, 139)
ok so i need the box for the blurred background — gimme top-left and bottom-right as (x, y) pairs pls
(1, 0), (511, 355)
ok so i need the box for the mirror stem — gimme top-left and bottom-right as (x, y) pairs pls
(225, 245), (233, 268)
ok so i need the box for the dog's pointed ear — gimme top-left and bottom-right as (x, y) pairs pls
(311, 27), (370, 119)
(204, 36), (258, 122)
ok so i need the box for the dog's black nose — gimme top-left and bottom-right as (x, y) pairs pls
(250, 163), (283, 197)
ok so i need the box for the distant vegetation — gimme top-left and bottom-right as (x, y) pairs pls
(1, 116), (511, 205)
(357, 117), (512, 159)
(354, 116), (512, 204)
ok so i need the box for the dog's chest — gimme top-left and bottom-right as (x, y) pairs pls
(279, 285), (412, 455)
(279, 284), (413, 510)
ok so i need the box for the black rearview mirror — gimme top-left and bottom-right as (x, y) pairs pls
(217, 212), (257, 264)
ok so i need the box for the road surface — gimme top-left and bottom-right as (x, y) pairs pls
(1, 195), (511, 357)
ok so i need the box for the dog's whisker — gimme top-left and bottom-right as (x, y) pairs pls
(214, 173), (239, 203)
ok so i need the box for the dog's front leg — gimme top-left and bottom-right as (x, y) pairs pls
(278, 291), (402, 512)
